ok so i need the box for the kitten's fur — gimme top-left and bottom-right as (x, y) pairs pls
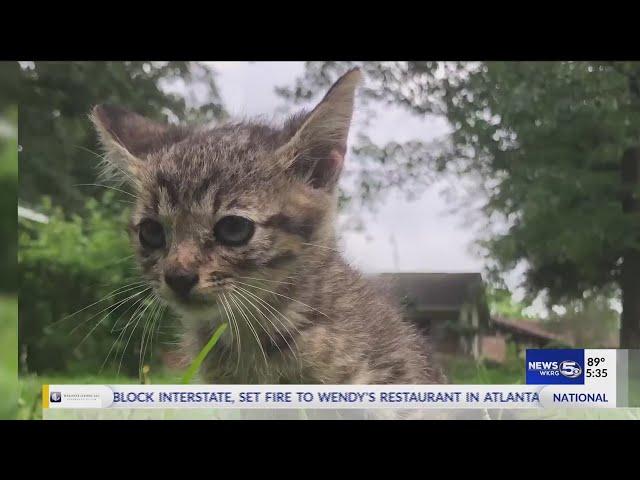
(91, 69), (444, 384)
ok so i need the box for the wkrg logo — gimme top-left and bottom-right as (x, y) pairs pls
(50, 391), (62, 403)
(526, 349), (585, 384)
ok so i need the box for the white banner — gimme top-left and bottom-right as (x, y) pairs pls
(43, 383), (618, 410)
(42, 349), (620, 411)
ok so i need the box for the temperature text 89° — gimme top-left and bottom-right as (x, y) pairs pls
(587, 357), (606, 367)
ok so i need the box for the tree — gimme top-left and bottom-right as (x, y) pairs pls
(547, 293), (620, 348)
(16, 61), (226, 212)
(0, 104), (17, 293)
(279, 62), (640, 347)
(486, 287), (532, 319)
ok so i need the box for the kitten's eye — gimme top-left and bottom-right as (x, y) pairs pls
(139, 219), (165, 249)
(214, 215), (255, 246)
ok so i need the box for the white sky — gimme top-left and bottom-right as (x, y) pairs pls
(206, 61), (487, 276)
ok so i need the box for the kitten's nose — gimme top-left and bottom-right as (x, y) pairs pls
(165, 269), (199, 298)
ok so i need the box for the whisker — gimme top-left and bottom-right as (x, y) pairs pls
(110, 289), (152, 333)
(99, 284), (158, 374)
(236, 287), (300, 360)
(139, 297), (160, 361)
(232, 290), (281, 351)
(74, 145), (137, 184)
(236, 276), (295, 286)
(139, 296), (163, 378)
(234, 281), (329, 319)
(55, 281), (147, 326)
(70, 286), (151, 335)
(74, 288), (151, 349)
(100, 298), (147, 374)
(117, 292), (156, 376)
(220, 293), (242, 373)
(216, 294), (236, 367)
(116, 292), (152, 355)
(151, 305), (168, 362)
(233, 285), (302, 352)
(73, 183), (138, 199)
(145, 302), (165, 370)
(302, 242), (340, 253)
(232, 286), (298, 358)
(229, 292), (268, 367)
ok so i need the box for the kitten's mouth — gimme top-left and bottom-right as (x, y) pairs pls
(158, 276), (235, 311)
(173, 295), (210, 306)
(163, 285), (229, 310)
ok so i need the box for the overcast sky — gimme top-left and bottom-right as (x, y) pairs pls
(206, 61), (488, 277)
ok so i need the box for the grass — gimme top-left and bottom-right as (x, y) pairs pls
(182, 322), (227, 384)
(18, 315), (228, 419)
(0, 296), (17, 419)
(441, 354), (523, 384)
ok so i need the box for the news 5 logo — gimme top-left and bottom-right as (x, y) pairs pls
(50, 391), (62, 403)
(526, 349), (585, 384)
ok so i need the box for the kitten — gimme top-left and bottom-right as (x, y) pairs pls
(91, 69), (444, 384)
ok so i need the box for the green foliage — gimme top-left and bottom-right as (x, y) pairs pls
(181, 323), (227, 384)
(546, 293), (620, 347)
(0, 296), (18, 419)
(18, 61), (225, 213)
(486, 286), (531, 318)
(452, 62), (639, 303)
(19, 192), (169, 376)
(0, 105), (17, 293)
(0, 99), (18, 417)
(441, 353), (522, 385)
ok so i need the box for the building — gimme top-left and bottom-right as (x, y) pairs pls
(378, 272), (572, 363)
(378, 272), (491, 359)
(482, 315), (572, 363)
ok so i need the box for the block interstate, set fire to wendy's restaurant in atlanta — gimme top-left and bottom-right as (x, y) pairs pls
(111, 390), (550, 405)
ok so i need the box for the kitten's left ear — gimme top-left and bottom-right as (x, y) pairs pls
(278, 68), (362, 189)
(91, 104), (187, 179)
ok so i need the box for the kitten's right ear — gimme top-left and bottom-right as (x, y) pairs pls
(276, 68), (362, 190)
(90, 104), (186, 179)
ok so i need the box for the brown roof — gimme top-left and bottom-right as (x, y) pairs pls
(378, 272), (486, 310)
(491, 316), (571, 344)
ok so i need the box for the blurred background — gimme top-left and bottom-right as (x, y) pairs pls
(0, 62), (18, 419)
(14, 61), (640, 418)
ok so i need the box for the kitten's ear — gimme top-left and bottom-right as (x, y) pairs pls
(278, 68), (362, 189)
(90, 104), (186, 179)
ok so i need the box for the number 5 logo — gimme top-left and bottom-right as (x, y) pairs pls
(559, 360), (582, 379)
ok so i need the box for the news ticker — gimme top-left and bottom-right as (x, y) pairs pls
(42, 349), (640, 411)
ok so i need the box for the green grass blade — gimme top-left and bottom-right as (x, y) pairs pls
(181, 323), (228, 384)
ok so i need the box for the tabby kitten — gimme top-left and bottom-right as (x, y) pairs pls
(91, 68), (444, 384)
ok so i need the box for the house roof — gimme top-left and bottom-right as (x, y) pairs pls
(378, 272), (486, 311)
(491, 316), (570, 344)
